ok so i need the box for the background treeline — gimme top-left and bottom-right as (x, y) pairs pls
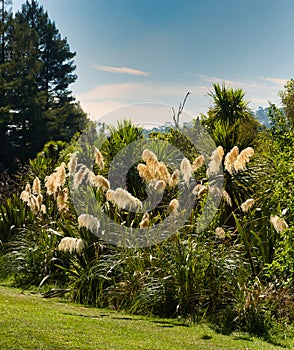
(0, 0), (88, 173)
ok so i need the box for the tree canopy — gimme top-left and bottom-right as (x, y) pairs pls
(280, 78), (294, 129)
(0, 0), (88, 171)
(202, 83), (260, 153)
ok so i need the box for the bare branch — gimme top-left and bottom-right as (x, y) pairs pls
(172, 92), (191, 128)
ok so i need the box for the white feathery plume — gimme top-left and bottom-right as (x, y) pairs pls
(78, 213), (100, 233)
(20, 190), (31, 203)
(137, 164), (153, 182)
(88, 172), (110, 191)
(94, 146), (104, 169)
(75, 238), (85, 255)
(215, 227), (226, 239)
(224, 146), (239, 174)
(56, 188), (69, 212)
(169, 169), (180, 187)
(180, 157), (193, 184)
(241, 198), (255, 212)
(158, 161), (171, 183)
(192, 155), (205, 171)
(139, 212), (150, 228)
(142, 149), (157, 162)
(207, 146), (224, 176)
(106, 189), (115, 203)
(25, 183), (31, 193)
(45, 162), (67, 197)
(106, 188), (142, 211)
(68, 152), (78, 175)
(146, 158), (160, 178)
(168, 198), (179, 216)
(55, 162), (67, 188)
(32, 177), (41, 195)
(37, 193), (43, 206)
(222, 189), (232, 207)
(270, 215), (288, 234)
(58, 237), (84, 255)
(192, 184), (208, 198)
(40, 204), (46, 214)
(154, 180), (166, 193)
(30, 195), (40, 214)
(233, 147), (254, 173)
(73, 165), (89, 190)
(44, 173), (58, 196)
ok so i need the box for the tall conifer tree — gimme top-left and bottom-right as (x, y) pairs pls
(0, 0), (87, 169)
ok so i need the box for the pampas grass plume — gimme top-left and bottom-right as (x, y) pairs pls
(25, 183), (31, 193)
(75, 238), (85, 255)
(40, 204), (46, 214)
(89, 173), (110, 191)
(94, 147), (104, 169)
(37, 193), (43, 206)
(222, 189), (232, 207)
(142, 149), (157, 162)
(78, 213), (100, 233)
(56, 162), (66, 187)
(137, 164), (153, 182)
(241, 198), (255, 212)
(32, 177), (41, 195)
(233, 147), (254, 173)
(30, 195), (40, 214)
(154, 180), (166, 193)
(68, 152), (78, 175)
(139, 212), (150, 228)
(181, 157), (193, 184)
(56, 188), (69, 212)
(158, 162), (170, 183)
(207, 146), (224, 176)
(73, 165), (89, 190)
(168, 198), (179, 216)
(192, 155), (205, 171)
(169, 169), (180, 187)
(20, 190), (30, 203)
(106, 188), (142, 211)
(270, 215), (288, 234)
(224, 146), (239, 174)
(192, 184), (208, 198)
(215, 227), (226, 239)
(146, 158), (159, 177)
(45, 173), (57, 196)
(58, 237), (84, 255)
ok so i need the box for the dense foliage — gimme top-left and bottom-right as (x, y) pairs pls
(0, 97), (293, 346)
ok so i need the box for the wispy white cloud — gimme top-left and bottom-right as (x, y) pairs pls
(196, 74), (271, 91)
(97, 65), (151, 76)
(76, 75), (282, 123)
(78, 101), (195, 126)
(262, 77), (287, 86)
(76, 82), (207, 121)
(77, 82), (207, 103)
(193, 73), (283, 107)
(78, 100), (126, 119)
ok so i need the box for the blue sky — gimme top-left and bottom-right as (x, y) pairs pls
(12, 0), (294, 123)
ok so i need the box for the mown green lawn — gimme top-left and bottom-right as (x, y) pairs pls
(0, 285), (291, 350)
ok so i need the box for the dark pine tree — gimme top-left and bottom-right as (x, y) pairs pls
(0, 0), (88, 170)
(0, 0), (13, 168)
(15, 0), (77, 107)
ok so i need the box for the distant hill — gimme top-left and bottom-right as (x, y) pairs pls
(141, 108), (273, 134)
(254, 107), (271, 128)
